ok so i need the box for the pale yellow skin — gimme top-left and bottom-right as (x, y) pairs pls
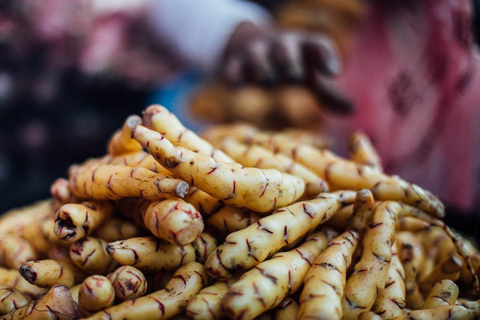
(132, 126), (305, 213)
(370, 244), (406, 319)
(95, 218), (140, 242)
(0, 200), (52, 236)
(222, 231), (331, 320)
(78, 275), (115, 317)
(399, 242), (424, 310)
(118, 198), (204, 246)
(349, 189), (375, 234)
(395, 217), (431, 232)
(279, 128), (330, 149)
(0, 236), (37, 270)
(107, 115), (143, 155)
(419, 255), (462, 294)
(5, 285), (76, 320)
(50, 178), (78, 206)
(0, 288), (30, 315)
(100, 151), (172, 176)
(223, 129), (444, 218)
(107, 233), (216, 272)
(342, 202), (412, 320)
(421, 280), (459, 309)
(108, 266), (147, 301)
(206, 207), (262, 237)
(41, 216), (68, 246)
(388, 301), (480, 320)
(183, 187), (224, 216)
(205, 191), (355, 280)
(20, 219), (51, 254)
(218, 137), (328, 198)
(298, 231), (359, 320)
(275, 298), (299, 320)
(186, 281), (229, 320)
(55, 201), (115, 243)
(348, 131), (382, 171)
(87, 262), (208, 320)
(142, 105), (234, 163)
(68, 284), (81, 303)
(0, 268), (47, 297)
(325, 204), (353, 230)
(69, 237), (115, 273)
(68, 163), (189, 201)
(19, 259), (84, 288)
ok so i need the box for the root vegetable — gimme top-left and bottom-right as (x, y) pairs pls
(78, 275), (115, 317)
(107, 115), (143, 155)
(396, 217), (431, 232)
(298, 231), (359, 320)
(0, 237), (37, 269)
(106, 233), (216, 272)
(95, 218), (140, 242)
(55, 201), (115, 243)
(186, 281), (229, 320)
(184, 187), (224, 216)
(388, 302), (480, 320)
(205, 191), (354, 280)
(348, 131), (382, 171)
(0, 288), (30, 315)
(68, 163), (189, 200)
(107, 266), (147, 301)
(206, 207), (261, 236)
(19, 259), (84, 288)
(132, 125), (305, 213)
(0, 200), (52, 236)
(218, 137), (328, 198)
(0, 268), (47, 297)
(69, 237), (115, 273)
(142, 105), (234, 163)
(50, 178), (78, 206)
(421, 280), (459, 309)
(274, 298), (299, 319)
(399, 242), (424, 310)
(222, 231), (330, 320)
(87, 262), (208, 320)
(69, 284), (81, 303)
(419, 255), (462, 294)
(325, 204), (354, 230)
(370, 244), (406, 318)
(41, 216), (67, 246)
(348, 189), (375, 234)
(118, 198), (203, 246)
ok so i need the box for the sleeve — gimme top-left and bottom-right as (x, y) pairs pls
(146, 0), (272, 74)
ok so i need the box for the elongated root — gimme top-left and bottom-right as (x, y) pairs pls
(399, 242), (424, 310)
(132, 125), (305, 213)
(55, 201), (115, 243)
(348, 131), (382, 171)
(186, 280), (230, 320)
(78, 275), (115, 317)
(298, 231), (359, 320)
(206, 207), (262, 236)
(205, 191), (354, 280)
(69, 163), (189, 200)
(106, 233), (216, 272)
(88, 262), (208, 320)
(69, 237), (115, 274)
(222, 231), (331, 319)
(95, 218), (140, 242)
(107, 115), (143, 155)
(19, 259), (84, 288)
(421, 280), (459, 309)
(0, 237), (37, 270)
(118, 198), (203, 246)
(107, 266), (147, 301)
(0, 288), (30, 315)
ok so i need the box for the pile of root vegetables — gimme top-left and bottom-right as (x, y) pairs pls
(0, 105), (479, 320)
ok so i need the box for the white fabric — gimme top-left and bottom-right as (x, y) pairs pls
(147, 0), (271, 73)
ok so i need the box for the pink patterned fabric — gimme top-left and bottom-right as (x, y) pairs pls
(328, 0), (480, 211)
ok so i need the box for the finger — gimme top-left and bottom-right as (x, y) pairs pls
(310, 71), (354, 114)
(302, 35), (342, 76)
(271, 33), (305, 83)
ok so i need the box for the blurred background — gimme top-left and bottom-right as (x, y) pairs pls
(0, 0), (479, 236)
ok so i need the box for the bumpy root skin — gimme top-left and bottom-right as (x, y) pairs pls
(0, 200), (52, 236)
(218, 137), (328, 198)
(78, 275), (115, 317)
(68, 163), (189, 200)
(186, 281), (229, 320)
(6, 285), (76, 320)
(274, 298), (299, 320)
(50, 178), (78, 206)
(205, 191), (354, 280)
(55, 201), (115, 243)
(399, 242), (424, 310)
(132, 125), (305, 213)
(348, 131), (382, 171)
(19, 259), (84, 288)
(107, 115), (143, 155)
(0, 237), (37, 270)
(387, 302), (480, 320)
(107, 266), (147, 301)
(419, 254), (462, 294)
(298, 231), (359, 320)
(142, 105), (234, 163)
(118, 198), (204, 246)
(183, 187), (224, 216)
(69, 237), (115, 273)
(421, 279), (459, 309)
(206, 207), (261, 237)
(95, 218), (140, 242)
(348, 189), (375, 234)
(222, 231), (331, 320)
(0, 268), (47, 297)
(106, 233), (216, 272)
(87, 262), (208, 320)
(0, 288), (30, 315)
